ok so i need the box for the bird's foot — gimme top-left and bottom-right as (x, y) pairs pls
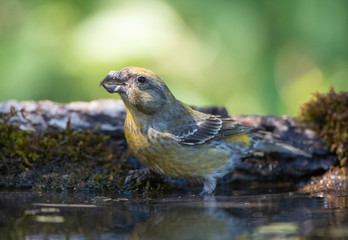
(124, 168), (164, 191)
(125, 168), (153, 185)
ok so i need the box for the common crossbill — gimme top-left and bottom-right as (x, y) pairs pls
(100, 67), (309, 195)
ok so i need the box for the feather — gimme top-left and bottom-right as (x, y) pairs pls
(171, 116), (254, 145)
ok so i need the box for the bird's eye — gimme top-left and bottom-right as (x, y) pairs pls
(137, 76), (146, 83)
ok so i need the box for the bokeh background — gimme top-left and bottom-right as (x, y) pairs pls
(1, 0), (347, 116)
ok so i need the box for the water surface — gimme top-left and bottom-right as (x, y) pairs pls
(1, 188), (347, 240)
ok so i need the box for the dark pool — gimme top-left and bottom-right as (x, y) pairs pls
(1, 187), (348, 240)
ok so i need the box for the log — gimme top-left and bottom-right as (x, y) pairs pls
(0, 100), (338, 192)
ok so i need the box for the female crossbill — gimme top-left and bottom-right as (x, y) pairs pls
(100, 67), (309, 195)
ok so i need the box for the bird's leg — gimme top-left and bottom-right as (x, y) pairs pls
(199, 177), (216, 196)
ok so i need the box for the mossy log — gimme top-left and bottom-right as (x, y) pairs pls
(0, 99), (339, 192)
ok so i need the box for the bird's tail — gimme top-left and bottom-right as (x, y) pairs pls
(253, 140), (311, 157)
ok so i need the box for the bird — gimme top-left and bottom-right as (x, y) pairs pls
(100, 66), (310, 195)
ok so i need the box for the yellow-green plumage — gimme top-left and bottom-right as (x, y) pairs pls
(124, 109), (233, 178)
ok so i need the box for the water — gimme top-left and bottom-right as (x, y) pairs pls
(1, 189), (348, 240)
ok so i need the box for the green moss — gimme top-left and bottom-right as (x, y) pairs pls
(0, 108), (33, 167)
(298, 87), (348, 167)
(0, 107), (121, 190)
(0, 107), (112, 169)
(0, 107), (175, 193)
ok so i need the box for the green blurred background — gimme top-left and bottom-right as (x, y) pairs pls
(1, 0), (347, 116)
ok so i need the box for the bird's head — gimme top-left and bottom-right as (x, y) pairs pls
(100, 67), (172, 115)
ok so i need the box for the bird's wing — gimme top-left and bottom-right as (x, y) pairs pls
(171, 116), (254, 145)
